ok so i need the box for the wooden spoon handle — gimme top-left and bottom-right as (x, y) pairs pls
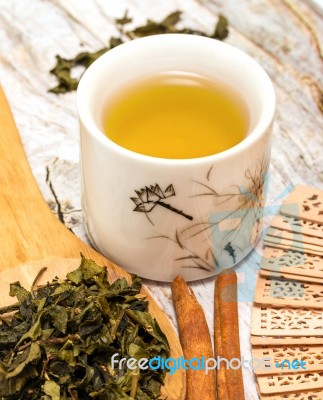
(0, 86), (48, 205)
(0, 87), (79, 267)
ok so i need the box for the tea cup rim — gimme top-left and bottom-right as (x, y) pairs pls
(77, 33), (275, 165)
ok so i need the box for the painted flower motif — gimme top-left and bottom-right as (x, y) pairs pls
(130, 184), (193, 221)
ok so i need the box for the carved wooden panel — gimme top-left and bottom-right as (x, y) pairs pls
(259, 389), (323, 400)
(252, 345), (323, 375)
(254, 274), (323, 309)
(257, 371), (323, 394)
(271, 215), (323, 240)
(281, 185), (323, 224)
(261, 247), (323, 279)
(267, 227), (323, 247)
(260, 270), (323, 285)
(251, 335), (323, 346)
(251, 305), (323, 336)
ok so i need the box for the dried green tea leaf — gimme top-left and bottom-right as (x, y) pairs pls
(45, 305), (68, 334)
(79, 312), (103, 338)
(125, 310), (169, 349)
(80, 256), (105, 280)
(49, 38), (123, 94)
(10, 282), (30, 303)
(0, 302), (20, 315)
(49, 55), (79, 94)
(0, 365), (39, 397)
(0, 258), (169, 399)
(57, 341), (77, 367)
(116, 10), (132, 26)
(131, 10), (183, 37)
(66, 264), (83, 285)
(7, 342), (41, 379)
(128, 342), (149, 360)
(161, 10), (182, 29)
(16, 315), (42, 345)
(131, 21), (167, 37)
(0, 320), (30, 349)
(109, 36), (124, 48)
(43, 380), (61, 400)
(136, 387), (155, 400)
(212, 14), (229, 40)
(67, 255), (105, 284)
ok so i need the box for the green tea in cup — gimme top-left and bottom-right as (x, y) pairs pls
(103, 72), (249, 159)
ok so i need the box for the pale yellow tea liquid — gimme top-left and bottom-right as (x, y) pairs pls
(103, 72), (249, 159)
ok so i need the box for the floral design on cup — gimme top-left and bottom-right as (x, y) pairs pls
(130, 184), (193, 224)
(146, 157), (269, 272)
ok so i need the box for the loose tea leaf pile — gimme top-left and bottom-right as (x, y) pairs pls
(0, 257), (170, 399)
(49, 11), (229, 94)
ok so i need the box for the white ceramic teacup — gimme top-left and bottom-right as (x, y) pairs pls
(77, 34), (275, 282)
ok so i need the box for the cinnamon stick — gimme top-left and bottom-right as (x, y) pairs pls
(172, 276), (216, 400)
(214, 270), (245, 400)
(214, 287), (229, 399)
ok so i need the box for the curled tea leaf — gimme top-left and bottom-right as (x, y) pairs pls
(212, 14), (229, 40)
(43, 380), (61, 400)
(116, 10), (132, 26)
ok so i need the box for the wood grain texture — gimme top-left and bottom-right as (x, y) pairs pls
(0, 86), (185, 399)
(0, 1), (322, 398)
